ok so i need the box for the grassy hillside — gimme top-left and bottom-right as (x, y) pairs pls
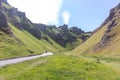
(10, 23), (65, 52)
(0, 55), (119, 80)
(0, 31), (28, 59)
(66, 39), (83, 50)
(0, 23), (65, 59)
(72, 3), (120, 57)
(93, 19), (120, 57)
(72, 20), (120, 57)
(0, 0), (92, 59)
(72, 25), (107, 55)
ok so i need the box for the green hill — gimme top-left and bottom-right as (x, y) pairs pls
(72, 3), (120, 57)
(0, 1), (66, 59)
(0, 22), (66, 59)
(0, 0), (92, 59)
(0, 1), (120, 80)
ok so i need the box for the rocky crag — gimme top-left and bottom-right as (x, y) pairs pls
(0, 0), (91, 49)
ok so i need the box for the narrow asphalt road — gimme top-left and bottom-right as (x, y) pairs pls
(0, 52), (53, 67)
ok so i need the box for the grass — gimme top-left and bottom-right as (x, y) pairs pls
(10, 23), (65, 53)
(80, 54), (120, 79)
(10, 22), (66, 53)
(94, 19), (120, 56)
(83, 55), (120, 63)
(72, 16), (120, 57)
(66, 39), (83, 50)
(72, 25), (107, 55)
(2, 3), (12, 9)
(0, 23), (65, 59)
(0, 55), (119, 80)
(0, 31), (28, 59)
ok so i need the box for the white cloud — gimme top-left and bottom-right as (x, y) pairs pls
(8, 0), (63, 25)
(62, 11), (71, 24)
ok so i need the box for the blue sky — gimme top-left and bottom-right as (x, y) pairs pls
(60, 0), (119, 31)
(8, 0), (119, 31)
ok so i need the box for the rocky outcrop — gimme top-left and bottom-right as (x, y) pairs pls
(94, 3), (120, 49)
(29, 28), (42, 39)
(49, 32), (66, 46)
(17, 11), (26, 18)
(33, 23), (90, 47)
(100, 3), (120, 27)
(2, 4), (42, 39)
(0, 0), (91, 48)
(0, 0), (13, 36)
(0, 2), (2, 11)
(34, 23), (47, 34)
(8, 8), (18, 15)
(0, 0), (8, 4)
(71, 27), (84, 35)
(59, 24), (68, 32)
(93, 3), (120, 34)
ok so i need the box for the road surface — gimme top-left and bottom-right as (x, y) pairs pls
(0, 52), (53, 67)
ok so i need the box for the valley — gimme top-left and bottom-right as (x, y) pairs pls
(0, 0), (120, 80)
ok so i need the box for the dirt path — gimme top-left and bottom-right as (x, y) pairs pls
(0, 52), (53, 67)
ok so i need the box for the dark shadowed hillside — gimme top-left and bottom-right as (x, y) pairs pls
(34, 23), (90, 49)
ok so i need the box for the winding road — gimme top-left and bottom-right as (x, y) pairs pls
(0, 52), (53, 67)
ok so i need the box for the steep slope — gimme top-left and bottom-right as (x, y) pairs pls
(34, 24), (90, 50)
(2, 0), (91, 49)
(0, 0), (91, 59)
(0, 0), (65, 59)
(72, 3), (120, 57)
(0, 22), (65, 59)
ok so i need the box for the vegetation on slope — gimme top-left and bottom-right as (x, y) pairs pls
(0, 0), (65, 60)
(72, 3), (120, 57)
(0, 23), (66, 59)
(72, 25), (107, 55)
(0, 31), (28, 59)
(66, 39), (83, 50)
(0, 0), (91, 60)
(10, 23), (65, 53)
(34, 24), (90, 49)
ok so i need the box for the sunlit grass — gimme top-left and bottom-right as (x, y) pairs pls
(72, 25), (107, 55)
(0, 55), (119, 80)
(0, 23), (65, 59)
